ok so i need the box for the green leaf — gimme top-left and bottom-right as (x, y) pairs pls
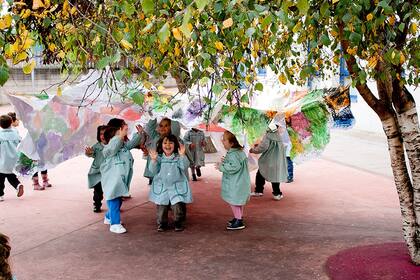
(158, 23), (170, 44)
(96, 57), (110, 70)
(241, 94), (250, 103)
(123, 2), (136, 17)
(212, 83), (223, 95)
(141, 0), (154, 15)
(115, 69), (125, 81)
(349, 32), (362, 44)
(320, 1), (330, 17)
(261, 14), (273, 29)
(180, 6), (192, 38)
(320, 34), (331, 46)
(129, 90), (144, 105)
(195, 0), (210, 11)
(255, 82), (263, 91)
(297, 0), (309, 15)
(0, 65), (9, 86)
(398, 23), (405, 32)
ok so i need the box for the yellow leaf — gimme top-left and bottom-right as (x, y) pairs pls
(332, 0), (339, 3)
(139, 13), (145, 20)
(57, 50), (65, 59)
(411, 22), (417, 34)
(252, 50), (257, 58)
(333, 54), (340, 64)
(388, 15), (395, 25)
(57, 86), (62, 96)
(63, 0), (69, 11)
(400, 53), (405, 64)
(292, 21), (302, 33)
(144, 56), (152, 70)
(21, 9), (32, 19)
(278, 73), (287, 85)
(366, 13), (373, 21)
(13, 52), (28, 64)
(44, 0), (50, 8)
(4, 44), (13, 58)
(22, 38), (34, 50)
(346, 46), (357, 55)
(172, 28), (183, 41)
(56, 23), (64, 32)
(143, 81), (153, 89)
(215, 41), (224, 51)
(48, 43), (56, 52)
(32, 0), (45, 9)
(253, 41), (260, 52)
(223, 18), (233, 29)
(330, 30), (338, 37)
(70, 6), (77, 15)
(120, 39), (133, 50)
(22, 60), (36, 74)
(157, 85), (165, 91)
(0, 14), (12, 30)
(367, 56), (378, 69)
(174, 45), (181, 56)
(210, 25), (217, 32)
(187, 23), (193, 32)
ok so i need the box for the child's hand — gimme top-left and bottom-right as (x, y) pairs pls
(85, 146), (93, 156)
(135, 124), (144, 134)
(214, 162), (221, 171)
(220, 156), (225, 162)
(189, 143), (196, 150)
(149, 149), (158, 161)
(179, 144), (186, 155)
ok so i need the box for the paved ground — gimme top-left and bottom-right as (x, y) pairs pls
(1, 104), (419, 279)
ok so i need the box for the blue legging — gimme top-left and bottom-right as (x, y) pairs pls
(105, 197), (123, 225)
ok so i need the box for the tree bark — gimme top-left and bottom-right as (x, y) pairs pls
(382, 116), (420, 264)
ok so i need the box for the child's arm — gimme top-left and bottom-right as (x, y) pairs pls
(177, 144), (189, 170)
(219, 153), (243, 175)
(148, 150), (160, 175)
(126, 125), (145, 150)
(249, 135), (269, 154)
(102, 136), (123, 158)
(85, 146), (94, 158)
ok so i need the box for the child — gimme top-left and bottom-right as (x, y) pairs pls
(7, 112), (19, 128)
(148, 134), (192, 232)
(0, 115), (24, 201)
(143, 118), (182, 184)
(85, 125), (107, 213)
(216, 131), (250, 230)
(281, 118), (294, 183)
(249, 123), (288, 200)
(0, 233), (13, 280)
(184, 128), (206, 181)
(100, 119), (144, 234)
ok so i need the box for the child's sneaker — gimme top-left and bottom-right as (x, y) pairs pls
(174, 222), (184, 232)
(157, 223), (168, 232)
(110, 224), (127, 234)
(41, 173), (52, 188)
(273, 194), (284, 201)
(0, 196), (4, 202)
(227, 219), (245, 230)
(250, 192), (263, 197)
(286, 178), (294, 183)
(32, 177), (45, 190)
(16, 185), (24, 197)
(196, 167), (202, 177)
(227, 218), (237, 226)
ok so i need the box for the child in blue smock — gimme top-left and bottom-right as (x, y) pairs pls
(85, 125), (107, 213)
(184, 128), (206, 181)
(216, 131), (250, 230)
(148, 134), (192, 232)
(100, 119), (144, 234)
(0, 115), (24, 201)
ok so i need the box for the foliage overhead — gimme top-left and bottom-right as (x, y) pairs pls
(0, 0), (418, 108)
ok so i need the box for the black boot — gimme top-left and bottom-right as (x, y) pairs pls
(192, 174), (197, 181)
(196, 167), (202, 177)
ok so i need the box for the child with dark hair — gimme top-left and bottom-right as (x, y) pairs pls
(0, 115), (24, 201)
(184, 128), (206, 181)
(85, 125), (107, 212)
(215, 131), (250, 230)
(7, 112), (19, 128)
(100, 120), (144, 234)
(148, 134), (192, 232)
(0, 233), (13, 280)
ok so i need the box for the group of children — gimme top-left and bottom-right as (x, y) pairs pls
(84, 115), (294, 233)
(0, 112), (53, 202)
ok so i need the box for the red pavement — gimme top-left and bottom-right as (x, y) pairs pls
(1, 150), (419, 279)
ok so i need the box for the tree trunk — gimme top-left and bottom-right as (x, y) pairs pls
(382, 116), (420, 264)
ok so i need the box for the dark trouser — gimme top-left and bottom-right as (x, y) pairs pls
(32, 170), (48, 178)
(93, 182), (103, 208)
(287, 157), (294, 180)
(0, 173), (21, 196)
(157, 203), (185, 226)
(255, 170), (282, 196)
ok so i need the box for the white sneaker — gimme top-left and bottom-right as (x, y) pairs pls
(250, 192), (263, 197)
(104, 217), (111, 225)
(110, 224), (127, 234)
(0, 196), (4, 202)
(273, 194), (284, 201)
